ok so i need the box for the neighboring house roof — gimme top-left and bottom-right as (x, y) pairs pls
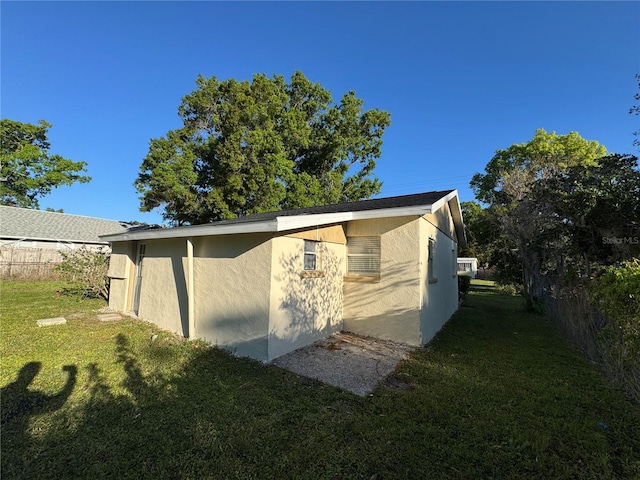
(0, 206), (135, 244)
(101, 190), (466, 246)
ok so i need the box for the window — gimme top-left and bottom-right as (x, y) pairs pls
(347, 236), (380, 275)
(304, 240), (318, 271)
(428, 238), (437, 283)
(458, 262), (472, 272)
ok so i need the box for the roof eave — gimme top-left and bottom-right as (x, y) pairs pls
(99, 219), (280, 242)
(444, 190), (467, 247)
(101, 204), (437, 242)
(0, 235), (110, 245)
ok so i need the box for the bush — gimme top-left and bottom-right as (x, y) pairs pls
(590, 259), (640, 363)
(496, 283), (519, 296)
(589, 259), (640, 401)
(458, 275), (471, 301)
(55, 247), (110, 299)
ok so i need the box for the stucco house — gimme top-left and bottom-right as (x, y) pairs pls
(101, 190), (466, 362)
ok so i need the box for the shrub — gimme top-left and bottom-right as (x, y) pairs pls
(458, 275), (471, 300)
(579, 259), (640, 403)
(55, 247), (110, 299)
(496, 283), (518, 296)
(590, 259), (640, 363)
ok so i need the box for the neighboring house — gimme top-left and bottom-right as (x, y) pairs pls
(0, 206), (134, 277)
(457, 257), (478, 278)
(101, 190), (466, 362)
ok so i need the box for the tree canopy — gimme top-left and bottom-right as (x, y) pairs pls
(470, 128), (607, 207)
(135, 71), (391, 225)
(0, 119), (90, 208)
(471, 130), (640, 306)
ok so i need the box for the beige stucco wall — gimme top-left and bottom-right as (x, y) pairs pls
(422, 202), (457, 241)
(193, 233), (272, 362)
(268, 236), (345, 360)
(278, 223), (346, 245)
(107, 242), (135, 313)
(343, 216), (422, 345)
(135, 238), (189, 336)
(419, 216), (459, 343)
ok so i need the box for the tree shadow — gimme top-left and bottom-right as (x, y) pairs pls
(269, 243), (344, 359)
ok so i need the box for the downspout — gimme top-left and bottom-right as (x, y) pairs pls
(186, 238), (195, 338)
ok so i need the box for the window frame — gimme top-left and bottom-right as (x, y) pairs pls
(303, 240), (319, 271)
(346, 236), (381, 279)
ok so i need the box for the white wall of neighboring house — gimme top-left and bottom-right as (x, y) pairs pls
(457, 257), (478, 278)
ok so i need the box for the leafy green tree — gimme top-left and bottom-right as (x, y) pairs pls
(135, 71), (391, 225)
(459, 201), (493, 264)
(531, 153), (640, 268)
(0, 119), (91, 208)
(459, 201), (521, 285)
(471, 129), (607, 308)
(471, 128), (606, 207)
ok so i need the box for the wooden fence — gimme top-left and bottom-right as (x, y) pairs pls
(0, 247), (64, 279)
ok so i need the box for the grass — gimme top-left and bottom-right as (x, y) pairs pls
(1, 279), (639, 479)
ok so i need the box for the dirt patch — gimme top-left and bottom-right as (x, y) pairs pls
(272, 332), (415, 396)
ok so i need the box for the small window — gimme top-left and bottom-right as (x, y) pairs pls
(347, 236), (381, 275)
(428, 238), (437, 283)
(304, 240), (318, 271)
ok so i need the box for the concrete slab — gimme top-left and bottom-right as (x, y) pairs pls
(37, 317), (67, 327)
(97, 313), (123, 322)
(272, 332), (415, 396)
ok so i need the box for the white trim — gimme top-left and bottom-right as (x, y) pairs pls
(100, 219), (278, 241)
(99, 195), (466, 243)
(0, 235), (109, 245)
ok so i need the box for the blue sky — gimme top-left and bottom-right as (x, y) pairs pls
(2, 1), (639, 224)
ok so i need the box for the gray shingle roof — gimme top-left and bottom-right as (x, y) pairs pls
(0, 206), (132, 244)
(193, 190), (457, 227)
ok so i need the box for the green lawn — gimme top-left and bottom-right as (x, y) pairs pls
(1, 280), (639, 479)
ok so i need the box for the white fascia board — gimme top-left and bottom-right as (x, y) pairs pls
(100, 219), (279, 242)
(430, 189), (459, 213)
(437, 190), (467, 247)
(275, 205), (433, 231)
(101, 203), (437, 242)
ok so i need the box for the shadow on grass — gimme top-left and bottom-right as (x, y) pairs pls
(3, 285), (640, 480)
(1, 334), (361, 480)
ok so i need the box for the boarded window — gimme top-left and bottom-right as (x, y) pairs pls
(347, 236), (381, 275)
(304, 240), (318, 270)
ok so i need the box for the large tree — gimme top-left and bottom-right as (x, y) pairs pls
(135, 71), (391, 225)
(470, 129), (608, 308)
(0, 119), (91, 208)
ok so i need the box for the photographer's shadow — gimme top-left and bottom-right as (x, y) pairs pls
(1, 362), (77, 430)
